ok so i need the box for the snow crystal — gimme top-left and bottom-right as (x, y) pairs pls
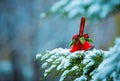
(57, 58), (66, 71)
(98, 53), (117, 69)
(64, 59), (71, 69)
(87, 3), (101, 16)
(85, 61), (94, 68)
(36, 54), (42, 59)
(46, 55), (56, 62)
(83, 61), (95, 75)
(64, 0), (81, 12)
(56, 48), (70, 56)
(100, 64), (115, 78)
(44, 64), (57, 77)
(90, 69), (97, 76)
(41, 53), (50, 61)
(50, 0), (69, 12)
(41, 48), (69, 61)
(60, 70), (70, 81)
(71, 66), (78, 70)
(57, 58), (71, 71)
(49, 48), (62, 54)
(50, 48), (70, 56)
(82, 50), (98, 64)
(42, 62), (48, 68)
(60, 66), (79, 81)
(53, 56), (64, 64)
(110, 71), (116, 78)
(68, 7), (85, 18)
(100, 4), (111, 18)
(115, 38), (120, 46)
(74, 75), (87, 81)
(67, 51), (84, 59)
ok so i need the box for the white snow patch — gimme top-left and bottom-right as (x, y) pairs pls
(36, 54), (42, 59)
(42, 62), (48, 68)
(74, 75), (87, 81)
(60, 70), (70, 81)
(50, 0), (69, 12)
(87, 3), (101, 16)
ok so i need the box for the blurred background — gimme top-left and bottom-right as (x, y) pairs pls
(0, 0), (120, 81)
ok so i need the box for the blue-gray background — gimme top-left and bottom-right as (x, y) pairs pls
(0, 0), (120, 81)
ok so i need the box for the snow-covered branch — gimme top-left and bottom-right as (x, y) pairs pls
(92, 38), (120, 81)
(36, 48), (104, 81)
(40, 0), (120, 21)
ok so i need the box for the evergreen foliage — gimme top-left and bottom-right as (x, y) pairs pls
(40, 0), (120, 21)
(92, 38), (120, 81)
(36, 48), (104, 81)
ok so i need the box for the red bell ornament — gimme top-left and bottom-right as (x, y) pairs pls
(70, 17), (94, 52)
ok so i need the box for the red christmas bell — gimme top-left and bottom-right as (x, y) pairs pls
(70, 17), (94, 52)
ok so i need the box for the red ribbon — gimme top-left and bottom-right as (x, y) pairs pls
(79, 17), (86, 36)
